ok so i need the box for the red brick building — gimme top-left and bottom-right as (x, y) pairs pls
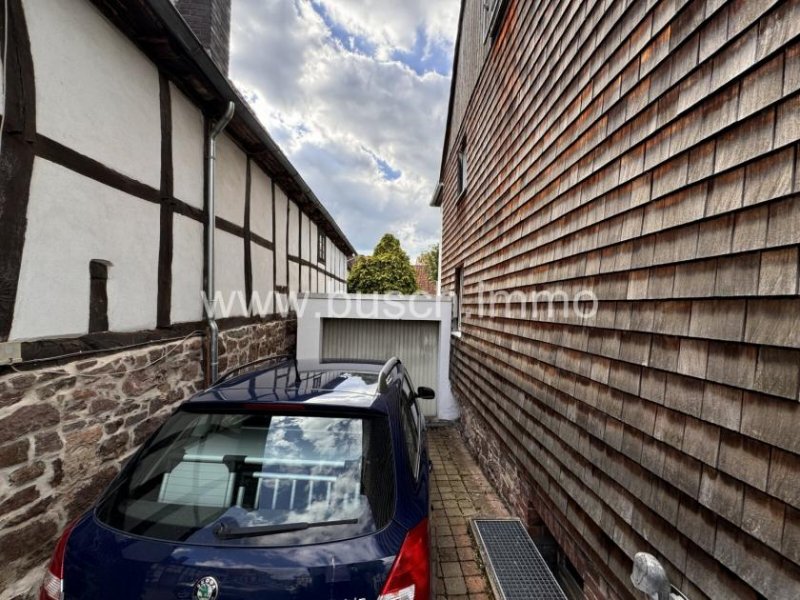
(415, 262), (437, 294)
(433, 1), (800, 598)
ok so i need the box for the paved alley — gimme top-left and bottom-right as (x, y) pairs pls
(429, 426), (510, 600)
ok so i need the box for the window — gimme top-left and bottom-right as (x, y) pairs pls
(482, 0), (509, 41)
(317, 231), (327, 264)
(96, 410), (395, 547)
(452, 266), (464, 334)
(89, 260), (110, 333)
(556, 549), (584, 600)
(457, 139), (468, 196)
(400, 377), (422, 480)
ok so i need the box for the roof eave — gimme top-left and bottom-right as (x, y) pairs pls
(89, 0), (356, 257)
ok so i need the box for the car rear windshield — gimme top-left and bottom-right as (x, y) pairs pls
(96, 410), (395, 546)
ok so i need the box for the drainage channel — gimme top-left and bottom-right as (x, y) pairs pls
(472, 519), (568, 600)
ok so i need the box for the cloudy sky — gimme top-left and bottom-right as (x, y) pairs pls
(229, 0), (460, 259)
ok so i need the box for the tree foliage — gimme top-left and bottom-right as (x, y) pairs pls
(347, 234), (417, 294)
(418, 243), (439, 286)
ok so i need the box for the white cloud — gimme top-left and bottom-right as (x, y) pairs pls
(315, 0), (460, 58)
(229, 0), (457, 258)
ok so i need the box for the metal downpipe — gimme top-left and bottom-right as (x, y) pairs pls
(205, 101), (235, 384)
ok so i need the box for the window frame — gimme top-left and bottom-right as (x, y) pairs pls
(482, 0), (510, 42)
(452, 265), (464, 335)
(399, 376), (422, 482)
(456, 138), (468, 198)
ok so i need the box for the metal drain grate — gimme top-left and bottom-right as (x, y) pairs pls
(472, 519), (568, 600)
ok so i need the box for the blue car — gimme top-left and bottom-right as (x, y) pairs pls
(39, 357), (434, 600)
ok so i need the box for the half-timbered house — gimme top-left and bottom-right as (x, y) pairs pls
(0, 1), (353, 596)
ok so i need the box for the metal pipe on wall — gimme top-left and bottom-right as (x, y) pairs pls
(205, 101), (235, 384)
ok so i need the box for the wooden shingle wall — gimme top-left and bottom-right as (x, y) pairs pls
(439, 1), (800, 598)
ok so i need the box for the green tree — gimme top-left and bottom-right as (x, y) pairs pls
(347, 234), (417, 294)
(418, 243), (439, 286)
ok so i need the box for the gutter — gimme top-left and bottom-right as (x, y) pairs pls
(429, 182), (443, 208)
(205, 102), (235, 384)
(430, 0), (466, 210)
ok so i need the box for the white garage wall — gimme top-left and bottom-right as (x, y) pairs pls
(296, 294), (456, 419)
(250, 167), (272, 241)
(23, 0), (161, 188)
(170, 83), (205, 209)
(214, 230), (246, 318)
(214, 133), (247, 226)
(171, 215), (204, 323)
(11, 159), (160, 340)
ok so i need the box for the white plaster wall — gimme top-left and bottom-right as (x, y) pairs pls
(289, 262), (300, 294)
(300, 265), (310, 292)
(23, 0), (160, 188)
(296, 294), (457, 419)
(310, 221), (318, 263)
(251, 244), (274, 314)
(251, 167), (272, 240)
(311, 270), (319, 293)
(171, 215), (204, 323)
(171, 83), (205, 209)
(328, 239), (336, 277)
(214, 133), (246, 226)
(301, 213), (310, 260)
(274, 187), (288, 286)
(214, 230), (246, 318)
(333, 247), (343, 280)
(11, 159), (159, 340)
(288, 201), (300, 257)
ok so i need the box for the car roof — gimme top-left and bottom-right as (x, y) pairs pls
(186, 359), (392, 412)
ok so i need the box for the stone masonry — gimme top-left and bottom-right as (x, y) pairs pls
(0, 318), (295, 600)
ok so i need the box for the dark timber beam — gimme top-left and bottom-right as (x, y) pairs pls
(157, 73), (174, 328)
(0, 0), (36, 341)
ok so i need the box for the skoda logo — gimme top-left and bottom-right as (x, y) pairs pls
(193, 576), (219, 600)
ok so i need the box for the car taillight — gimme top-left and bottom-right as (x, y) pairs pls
(378, 518), (430, 600)
(39, 521), (77, 600)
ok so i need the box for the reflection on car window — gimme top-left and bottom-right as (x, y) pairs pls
(97, 411), (395, 546)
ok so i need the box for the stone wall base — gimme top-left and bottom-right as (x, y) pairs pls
(0, 318), (295, 600)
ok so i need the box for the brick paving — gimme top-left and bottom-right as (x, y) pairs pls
(429, 425), (510, 600)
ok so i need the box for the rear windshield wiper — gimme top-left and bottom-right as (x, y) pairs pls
(213, 518), (359, 539)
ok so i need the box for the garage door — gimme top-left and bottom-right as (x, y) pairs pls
(321, 318), (440, 418)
